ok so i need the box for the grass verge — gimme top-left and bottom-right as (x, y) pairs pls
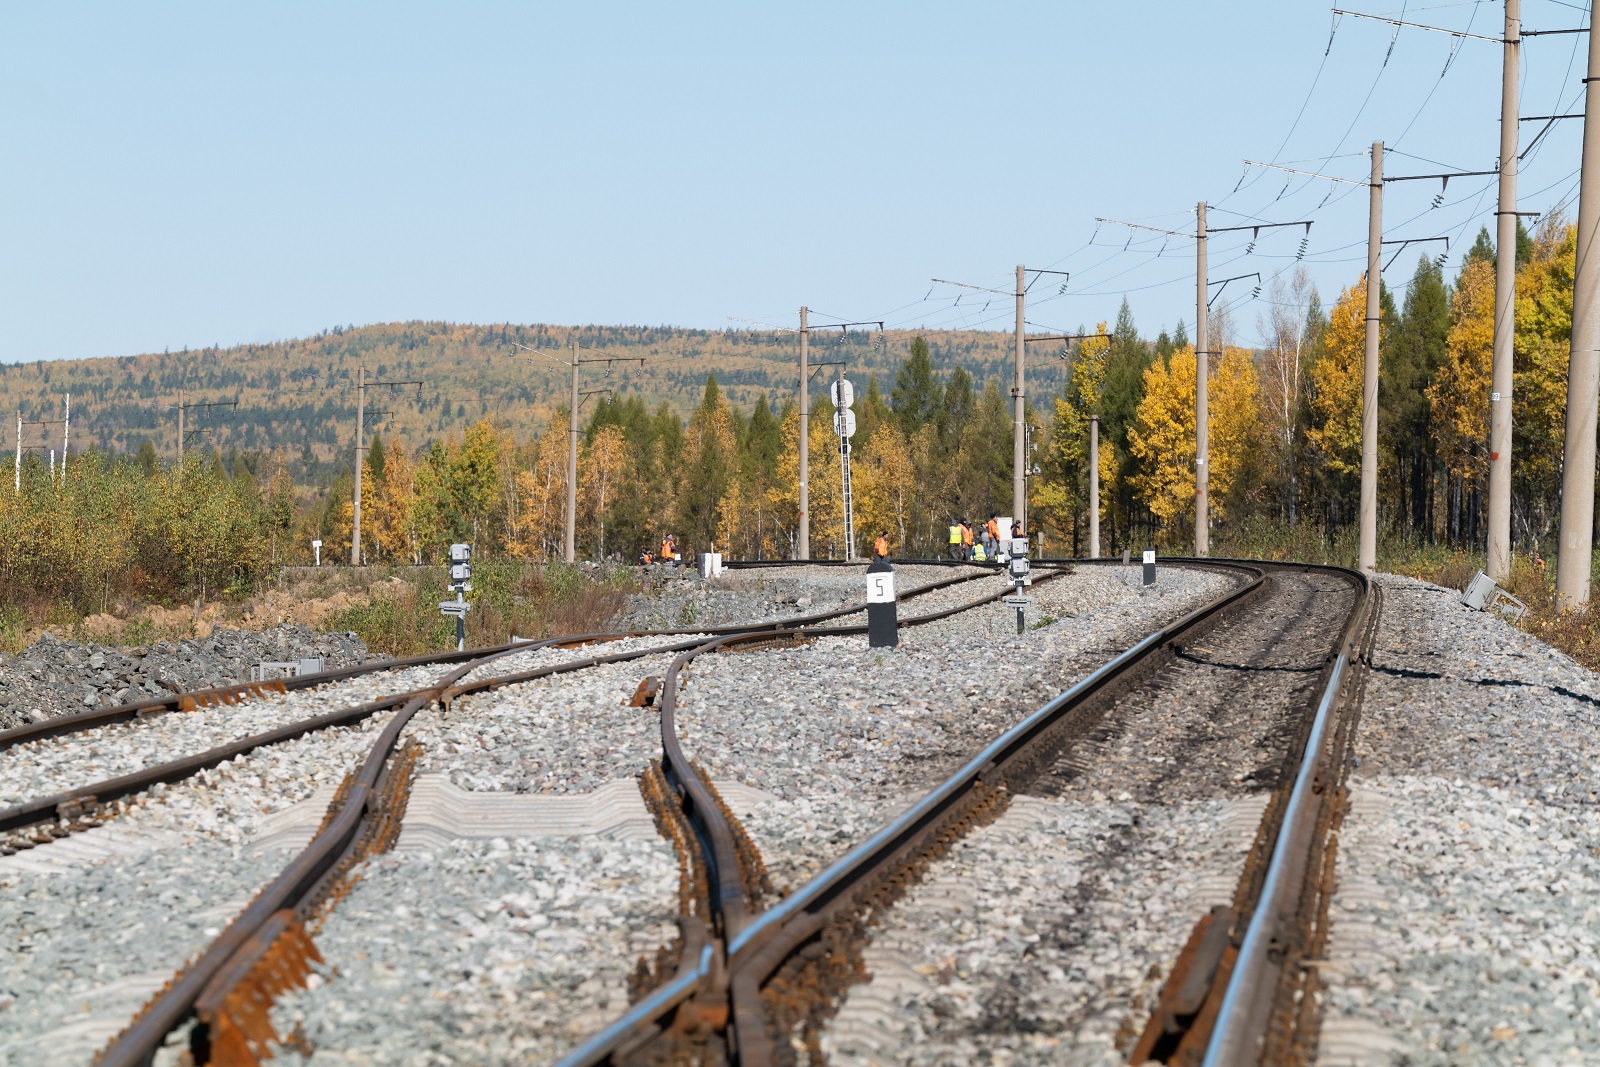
(325, 562), (638, 658)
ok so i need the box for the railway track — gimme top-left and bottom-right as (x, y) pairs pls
(0, 567), (997, 858)
(51, 563), (1036, 1066)
(3, 557), (1364, 1065)
(560, 559), (1373, 1067)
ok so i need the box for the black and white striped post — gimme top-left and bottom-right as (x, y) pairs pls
(866, 556), (897, 647)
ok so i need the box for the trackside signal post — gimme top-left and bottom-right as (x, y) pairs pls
(1004, 537), (1031, 635)
(867, 556), (897, 647)
(441, 543), (472, 651)
(833, 372), (857, 560)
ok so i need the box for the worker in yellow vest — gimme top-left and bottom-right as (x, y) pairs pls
(948, 522), (963, 561)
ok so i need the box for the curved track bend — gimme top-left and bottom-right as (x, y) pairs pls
(77, 562), (1045, 1066)
(561, 560), (1373, 1067)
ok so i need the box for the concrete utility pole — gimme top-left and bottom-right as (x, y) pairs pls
(1195, 202), (1210, 558)
(1096, 208), (1299, 557)
(1488, 0), (1521, 582)
(13, 412), (19, 494)
(566, 342), (580, 564)
(61, 394), (69, 481)
(1089, 415), (1101, 558)
(352, 365), (365, 566)
(177, 390), (185, 469)
(1557, 25), (1600, 608)
(798, 307), (810, 560)
(1361, 142), (1384, 574)
(1014, 265), (1028, 532)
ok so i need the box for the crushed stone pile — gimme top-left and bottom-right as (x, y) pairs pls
(0, 625), (375, 731)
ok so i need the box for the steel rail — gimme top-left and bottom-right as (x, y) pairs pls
(655, 565), (1078, 944)
(1200, 565), (1372, 1067)
(91, 635), (553, 1067)
(7, 571), (997, 846)
(0, 633), (690, 840)
(0, 567), (987, 754)
(86, 566), (1008, 1066)
(556, 560), (1254, 1067)
(0, 640), (531, 753)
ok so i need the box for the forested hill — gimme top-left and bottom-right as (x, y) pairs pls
(0, 322), (1067, 462)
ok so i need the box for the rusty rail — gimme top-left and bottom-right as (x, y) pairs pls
(1197, 565), (1372, 1067)
(84, 566), (1009, 1066)
(2, 570), (997, 850)
(0, 566), (987, 755)
(556, 560), (1246, 1067)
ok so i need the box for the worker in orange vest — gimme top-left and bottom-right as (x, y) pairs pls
(873, 532), (890, 558)
(659, 534), (679, 565)
(985, 515), (1000, 558)
(960, 520), (975, 560)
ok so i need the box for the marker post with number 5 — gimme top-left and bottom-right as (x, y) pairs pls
(866, 555), (897, 648)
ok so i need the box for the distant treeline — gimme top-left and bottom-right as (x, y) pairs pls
(1, 217), (1586, 620)
(0, 321), (1055, 487)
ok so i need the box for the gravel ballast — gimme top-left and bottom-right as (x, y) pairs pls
(241, 565), (1177, 1064)
(0, 634), (687, 809)
(808, 566), (1358, 1065)
(1317, 574), (1600, 1066)
(270, 833), (681, 1067)
(0, 707), (400, 1063)
(0, 562), (1256, 1066)
(261, 633), (731, 1064)
(674, 564), (1238, 893)
(0, 633), (704, 1064)
(0, 626), (373, 731)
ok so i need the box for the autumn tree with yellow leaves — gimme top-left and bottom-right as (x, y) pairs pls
(1305, 278), (1377, 484)
(1428, 257), (1493, 495)
(1035, 325), (1112, 553)
(1512, 216), (1577, 518)
(1128, 345), (1263, 536)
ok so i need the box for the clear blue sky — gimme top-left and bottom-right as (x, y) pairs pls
(0, 1), (1590, 363)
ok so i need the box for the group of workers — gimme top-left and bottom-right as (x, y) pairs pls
(948, 515), (1022, 562)
(640, 525), (1015, 566)
(640, 533), (681, 567)
(641, 530), (892, 565)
